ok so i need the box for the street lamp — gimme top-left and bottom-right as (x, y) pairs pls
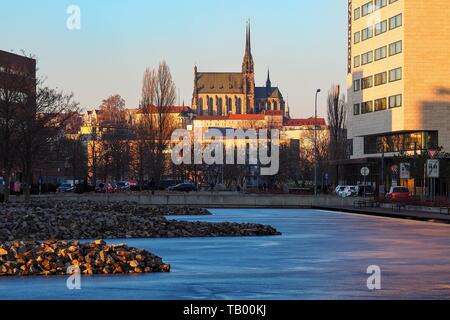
(314, 89), (321, 197)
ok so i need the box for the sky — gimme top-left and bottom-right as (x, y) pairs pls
(0, 0), (347, 118)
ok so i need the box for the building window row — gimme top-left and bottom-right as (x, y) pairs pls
(353, 94), (402, 116)
(354, 0), (399, 21)
(354, 13), (402, 44)
(353, 67), (402, 92)
(354, 40), (402, 68)
(364, 131), (438, 155)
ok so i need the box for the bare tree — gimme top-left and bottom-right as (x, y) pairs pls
(0, 60), (33, 202)
(135, 61), (177, 187)
(16, 82), (79, 201)
(327, 84), (347, 185)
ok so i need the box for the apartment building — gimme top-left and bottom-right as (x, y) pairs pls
(347, 0), (450, 160)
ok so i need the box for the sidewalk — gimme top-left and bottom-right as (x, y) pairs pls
(314, 205), (450, 224)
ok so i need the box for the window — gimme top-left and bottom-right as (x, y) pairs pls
(354, 31), (361, 44)
(354, 55), (361, 68)
(354, 7), (361, 20)
(389, 40), (402, 56)
(217, 98), (223, 115)
(361, 51), (373, 65)
(362, 26), (373, 41)
(375, 20), (387, 36)
(389, 67), (402, 82)
(375, 72), (387, 86)
(389, 94), (402, 108)
(362, 76), (373, 89)
(362, 2), (373, 16)
(375, 0), (387, 10)
(236, 98), (242, 114)
(208, 97), (214, 114)
(374, 97), (387, 111)
(364, 131), (437, 155)
(361, 101), (373, 114)
(389, 14), (402, 30)
(226, 97), (232, 114)
(353, 103), (361, 115)
(353, 79), (361, 92)
(375, 46), (387, 60)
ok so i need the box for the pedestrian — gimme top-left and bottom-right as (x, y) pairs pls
(149, 178), (156, 195)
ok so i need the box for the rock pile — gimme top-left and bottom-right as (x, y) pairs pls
(3, 201), (211, 216)
(0, 201), (281, 241)
(0, 240), (170, 276)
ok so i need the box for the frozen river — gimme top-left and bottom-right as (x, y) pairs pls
(1, 208), (450, 300)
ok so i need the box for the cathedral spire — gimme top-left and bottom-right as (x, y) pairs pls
(246, 21), (252, 56)
(266, 68), (271, 88)
(242, 21), (254, 74)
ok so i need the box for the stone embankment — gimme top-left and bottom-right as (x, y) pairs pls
(0, 201), (281, 241)
(0, 240), (170, 276)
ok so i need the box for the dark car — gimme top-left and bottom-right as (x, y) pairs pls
(57, 183), (75, 193)
(116, 181), (131, 191)
(168, 183), (198, 192)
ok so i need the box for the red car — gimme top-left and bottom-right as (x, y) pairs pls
(386, 187), (413, 202)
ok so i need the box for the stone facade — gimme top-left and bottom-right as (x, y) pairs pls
(347, 0), (450, 159)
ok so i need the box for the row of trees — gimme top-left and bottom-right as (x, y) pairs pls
(87, 61), (178, 187)
(0, 56), (79, 202)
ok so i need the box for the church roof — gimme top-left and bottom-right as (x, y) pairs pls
(195, 72), (244, 94)
(255, 86), (283, 99)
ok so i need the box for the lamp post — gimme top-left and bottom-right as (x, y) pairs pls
(314, 89), (321, 197)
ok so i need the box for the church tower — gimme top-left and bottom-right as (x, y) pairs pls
(242, 22), (255, 114)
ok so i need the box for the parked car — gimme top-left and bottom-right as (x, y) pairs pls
(335, 185), (344, 194)
(335, 185), (347, 196)
(168, 183), (198, 192)
(386, 186), (413, 202)
(340, 186), (358, 197)
(95, 183), (116, 193)
(116, 181), (131, 191)
(57, 183), (75, 193)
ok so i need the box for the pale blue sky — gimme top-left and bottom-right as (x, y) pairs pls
(0, 0), (347, 118)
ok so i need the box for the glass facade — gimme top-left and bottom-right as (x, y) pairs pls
(364, 131), (439, 154)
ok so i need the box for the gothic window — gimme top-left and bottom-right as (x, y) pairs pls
(266, 101), (271, 110)
(198, 98), (203, 115)
(208, 96), (214, 115)
(274, 101), (278, 111)
(236, 97), (242, 114)
(217, 97), (223, 116)
(226, 97), (232, 114)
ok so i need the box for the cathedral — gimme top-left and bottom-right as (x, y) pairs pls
(192, 23), (287, 117)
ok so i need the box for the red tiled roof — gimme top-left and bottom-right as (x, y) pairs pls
(135, 106), (192, 114)
(264, 110), (283, 116)
(195, 114), (266, 121)
(285, 117), (326, 126)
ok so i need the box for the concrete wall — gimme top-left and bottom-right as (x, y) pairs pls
(28, 193), (357, 208)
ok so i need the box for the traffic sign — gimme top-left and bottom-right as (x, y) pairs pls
(361, 167), (370, 177)
(427, 159), (439, 178)
(428, 149), (439, 159)
(391, 165), (399, 175)
(400, 163), (410, 179)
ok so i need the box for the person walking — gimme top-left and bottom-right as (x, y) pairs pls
(149, 178), (156, 196)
